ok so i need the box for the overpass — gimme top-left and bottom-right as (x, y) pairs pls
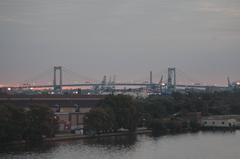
(0, 95), (104, 108)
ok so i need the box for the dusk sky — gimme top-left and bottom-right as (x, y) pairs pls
(1, 0), (240, 86)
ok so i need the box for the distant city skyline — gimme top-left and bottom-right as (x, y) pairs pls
(1, 0), (240, 86)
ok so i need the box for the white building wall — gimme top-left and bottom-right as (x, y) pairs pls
(201, 119), (236, 128)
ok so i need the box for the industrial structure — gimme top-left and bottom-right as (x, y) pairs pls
(167, 67), (176, 94)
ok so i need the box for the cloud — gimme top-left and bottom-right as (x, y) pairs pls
(198, 1), (240, 17)
(0, 15), (32, 25)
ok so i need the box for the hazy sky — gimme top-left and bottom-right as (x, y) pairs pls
(1, 0), (240, 86)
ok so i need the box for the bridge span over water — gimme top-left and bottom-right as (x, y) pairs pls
(1, 66), (228, 93)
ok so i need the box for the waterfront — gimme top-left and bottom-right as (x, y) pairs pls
(1, 131), (240, 159)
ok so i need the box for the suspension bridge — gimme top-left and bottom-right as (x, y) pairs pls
(1, 66), (228, 94)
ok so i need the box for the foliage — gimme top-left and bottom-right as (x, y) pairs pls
(0, 105), (25, 144)
(85, 95), (139, 133)
(23, 105), (58, 143)
(149, 119), (165, 134)
(85, 92), (240, 134)
(140, 95), (176, 119)
(102, 95), (139, 131)
(139, 92), (240, 133)
(0, 104), (58, 144)
(84, 107), (114, 133)
(189, 120), (201, 131)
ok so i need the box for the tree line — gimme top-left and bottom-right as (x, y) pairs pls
(0, 105), (58, 145)
(1, 91), (240, 143)
(84, 95), (138, 134)
(84, 92), (240, 134)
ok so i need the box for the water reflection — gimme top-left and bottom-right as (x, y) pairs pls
(83, 135), (137, 146)
(0, 135), (138, 156)
(1, 131), (240, 159)
(0, 142), (57, 155)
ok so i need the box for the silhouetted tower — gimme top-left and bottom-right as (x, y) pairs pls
(150, 71), (153, 84)
(102, 75), (107, 85)
(148, 71), (154, 91)
(227, 76), (231, 88)
(167, 67), (176, 93)
(159, 75), (163, 94)
(112, 75), (116, 90)
(53, 66), (63, 93)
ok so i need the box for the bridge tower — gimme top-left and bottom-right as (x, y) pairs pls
(53, 66), (63, 93)
(147, 71), (154, 92)
(149, 71), (153, 85)
(167, 67), (176, 93)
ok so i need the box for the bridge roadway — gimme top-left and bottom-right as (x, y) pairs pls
(5, 83), (227, 89)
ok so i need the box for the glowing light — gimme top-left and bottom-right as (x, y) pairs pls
(237, 82), (240, 85)
(7, 88), (11, 91)
(73, 91), (78, 94)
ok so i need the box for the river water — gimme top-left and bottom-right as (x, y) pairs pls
(1, 131), (240, 159)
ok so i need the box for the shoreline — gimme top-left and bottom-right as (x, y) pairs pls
(0, 129), (152, 147)
(1, 128), (238, 147)
(47, 129), (152, 142)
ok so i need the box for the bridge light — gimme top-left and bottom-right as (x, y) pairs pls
(7, 88), (11, 91)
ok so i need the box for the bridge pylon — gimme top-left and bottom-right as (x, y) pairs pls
(53, 66), (63, 93)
